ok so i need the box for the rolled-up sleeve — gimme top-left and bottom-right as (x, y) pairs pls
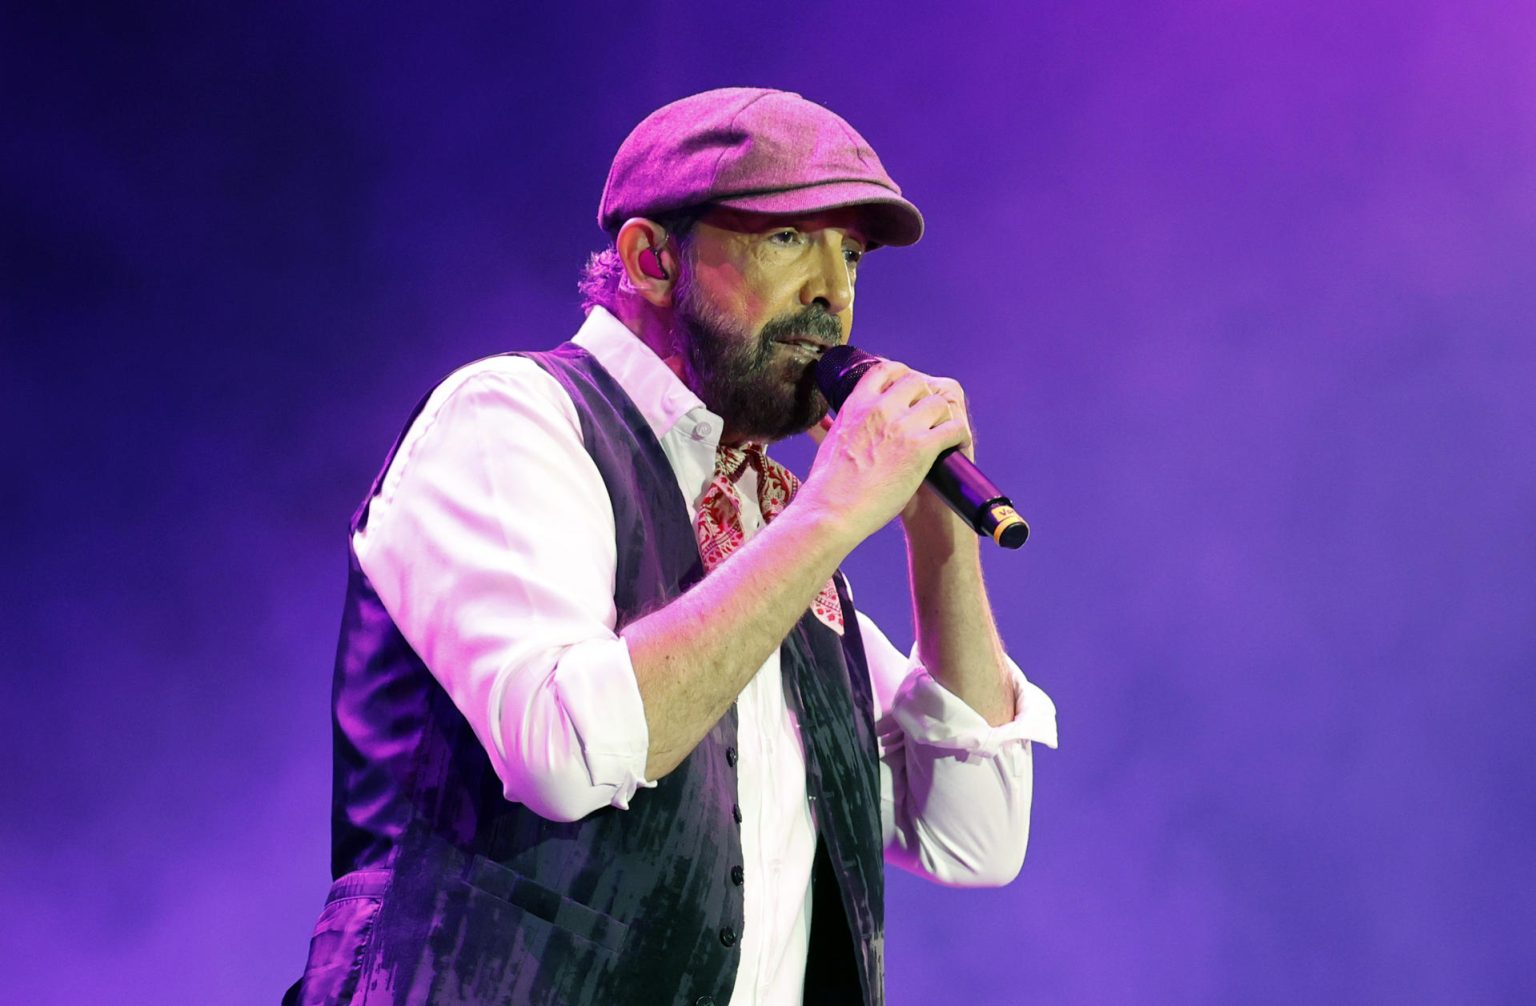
(354, 358), (654, 822)
(858, 611), (1058, 887)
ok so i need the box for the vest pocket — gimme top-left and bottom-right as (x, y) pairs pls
(463, 854), (628, 954)
(292, 870), (389, 1006)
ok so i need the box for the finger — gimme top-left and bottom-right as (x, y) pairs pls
(901, 390), (973, 453)
(848, 360), (911, 401)
(860, 371), (927, 423)
(936, 406), (975, 456)
(806, 413), (833, 445)
(899, 374), (968, 418)
(917, 377), (971, 436)
(882, 370), (940, 408)
(906, 374), (960, 415)
(924, 414), (971, 453)
(905, 390), (955, 430)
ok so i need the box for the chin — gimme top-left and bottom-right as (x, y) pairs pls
(711, 359), (830, 443)
(764, 401), (829, 443)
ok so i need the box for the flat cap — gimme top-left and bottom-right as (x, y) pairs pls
(599, 87), (923, 248)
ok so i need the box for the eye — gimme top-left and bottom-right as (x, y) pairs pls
(768, 229), (802, 245)
(843, 247), (864, 267)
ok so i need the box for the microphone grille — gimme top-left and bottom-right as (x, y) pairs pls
(814, 345), (881, 410)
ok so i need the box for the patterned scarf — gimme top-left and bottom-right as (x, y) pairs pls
(693, 443), (844, 636)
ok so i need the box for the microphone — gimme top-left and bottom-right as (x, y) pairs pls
(814, 345), (1030, 549)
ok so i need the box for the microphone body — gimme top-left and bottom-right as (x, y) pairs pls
(814, 346), (1029, 549)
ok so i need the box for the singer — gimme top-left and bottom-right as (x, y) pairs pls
(285, 88), (1057, 1006)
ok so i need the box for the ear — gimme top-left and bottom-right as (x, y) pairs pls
(616, 218), (675, 307)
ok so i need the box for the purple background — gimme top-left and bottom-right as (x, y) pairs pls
(6, 3), (1534, 1003)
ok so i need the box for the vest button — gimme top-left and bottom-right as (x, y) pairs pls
(731, 864), (744, 886)
(719, 925), (737, 947)
(725, 746), (738, 767)
(695, 998), (716, 1006)
(732, 803), (743, 824)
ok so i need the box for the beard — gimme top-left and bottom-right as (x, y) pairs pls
(672, 275), (843, 444)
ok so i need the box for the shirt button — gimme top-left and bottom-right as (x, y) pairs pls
(732, 803), (743, 824)
(731, 865), (744, 886)
(725, 746), (738, 767)
(694, 421), (713, 438)
(719, 925), (737, 947)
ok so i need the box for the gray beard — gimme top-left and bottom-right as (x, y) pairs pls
(672, 276), (842, 444)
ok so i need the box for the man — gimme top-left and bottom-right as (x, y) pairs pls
(286, 88), (1057, 1006)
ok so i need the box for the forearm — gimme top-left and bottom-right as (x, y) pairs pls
(904, 505), (1015, 726)
(627, 357), (983, 779)
(623, 499), (857, 779)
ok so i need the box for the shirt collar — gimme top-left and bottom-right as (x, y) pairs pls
(572, 306), (719, 444)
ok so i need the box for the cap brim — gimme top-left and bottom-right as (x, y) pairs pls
(712, 180), (925, 248)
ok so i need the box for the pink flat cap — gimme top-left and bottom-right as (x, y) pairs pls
(599, 87), (924, 248)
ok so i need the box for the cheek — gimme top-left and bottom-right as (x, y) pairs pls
(692, 262), (755, 323)
(729, 268), (789, 330)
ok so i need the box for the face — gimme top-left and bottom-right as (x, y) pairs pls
(670, 208), (868, 444)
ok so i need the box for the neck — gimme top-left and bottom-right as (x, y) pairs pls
(609, 297), (760, 449)
(614, 296), (689, 386)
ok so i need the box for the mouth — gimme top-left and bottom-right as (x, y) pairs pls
(773, 336), (837, 360)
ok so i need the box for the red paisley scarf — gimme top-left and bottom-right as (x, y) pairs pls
(693, 443), (844, 636)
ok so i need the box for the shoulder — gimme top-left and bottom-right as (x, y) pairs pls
(373, 354), (586, 507)
(386, 353), (593, 464)
(417, 353), (577, 429)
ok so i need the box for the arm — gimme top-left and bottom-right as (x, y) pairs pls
(625, 361), (969, 778)
(868, 608), (1057, 886)
(869, 380), (1058, 886)
(903, 499), (1016, 726)
(899, 376), (1015, 725)
(359, 356), (968, 815)
(623, 499), (856, 779)
(356, 359), (653, 822)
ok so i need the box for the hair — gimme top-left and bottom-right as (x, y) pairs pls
(578, 208), (705, 315)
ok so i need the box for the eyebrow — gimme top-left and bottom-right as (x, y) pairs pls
(776, 219), (871, 248)
(709, 210), (868, 247)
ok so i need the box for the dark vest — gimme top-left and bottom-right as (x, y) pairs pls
(297, 345), (885, 1006)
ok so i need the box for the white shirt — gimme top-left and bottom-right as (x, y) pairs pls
(354, 307), (1058, 1005)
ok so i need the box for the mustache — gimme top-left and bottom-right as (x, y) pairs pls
(759, 306), (843, 346)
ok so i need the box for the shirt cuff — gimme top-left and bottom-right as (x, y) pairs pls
(888, 657), (1059, 756)
(535, 635), (656, 808)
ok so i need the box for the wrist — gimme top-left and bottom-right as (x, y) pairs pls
(778, 493), (862, 567)
(901, 503), (978, 563)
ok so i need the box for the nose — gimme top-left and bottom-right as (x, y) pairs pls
(799, 235), (853, 316)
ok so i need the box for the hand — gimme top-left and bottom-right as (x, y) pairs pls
(797, 361), (970, 546)
(894, 374), (977, 537)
